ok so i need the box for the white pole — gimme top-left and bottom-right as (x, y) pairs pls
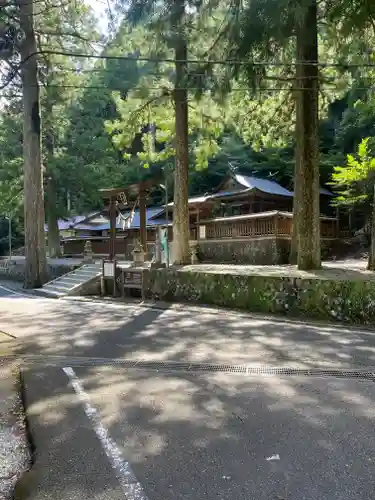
(165, 167), (170, 268)
(8, 216), (11, 260)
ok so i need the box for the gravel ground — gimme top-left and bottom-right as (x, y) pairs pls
(0, 335), (31, 500)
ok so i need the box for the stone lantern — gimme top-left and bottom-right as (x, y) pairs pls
(132, 240), (145, 267)
(83, 240), (93, 263)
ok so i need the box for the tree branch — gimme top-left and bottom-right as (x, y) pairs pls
(35, 28), (92, 42)
(263, 75), (296, 82)
(0, 60), (20, 90)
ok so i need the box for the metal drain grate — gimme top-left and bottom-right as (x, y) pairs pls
(11, 354), (375, 380)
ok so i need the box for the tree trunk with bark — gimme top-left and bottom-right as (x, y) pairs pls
(368, 184), (375, 270)
(172, 0), (191, 265)
(294, 0), (321, 270)
(290, 15), (304, 265)
(19, 0), (47, 287)
(289, 84), (302, 264)
(46, 176), (61, 258)
(44, 98), (61, 259)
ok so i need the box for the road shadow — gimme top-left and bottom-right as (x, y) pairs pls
(78, 366), (375, 499)
(20, 362), (375, 500)
(1, 295), (375, 498)
(1, 295), (375, 370)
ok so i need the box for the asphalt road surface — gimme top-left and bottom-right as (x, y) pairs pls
(1, 282), (375, 500)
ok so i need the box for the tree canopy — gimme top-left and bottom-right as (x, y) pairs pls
(1, 0), (375, 266)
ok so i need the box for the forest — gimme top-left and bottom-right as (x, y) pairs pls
(1, 0), (375, 286)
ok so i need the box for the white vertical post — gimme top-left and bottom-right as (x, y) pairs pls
(8, 216), (11, 260)
(165, 167), (170, 268)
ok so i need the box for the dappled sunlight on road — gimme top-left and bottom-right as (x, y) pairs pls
(2, 295), (375, 373)
(6, 294), (375, 499)
(64, 364), (375, 499)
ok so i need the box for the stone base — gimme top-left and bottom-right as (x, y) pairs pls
(0, 261), (81, 283)
(197, 237), (290, 265)
(150, 262), (166, 269)
(130, 261), (149, 269)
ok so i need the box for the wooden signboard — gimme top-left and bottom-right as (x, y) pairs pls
(103, 260), (115, 278)
(117, 267), (149, 300)
(123, 270), (143, 289)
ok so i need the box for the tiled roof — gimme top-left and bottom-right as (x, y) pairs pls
(44, 218), (74, 232)
(231, 174), (294, 197)
(70, 212), (103, 227)
(167, 195), (210, 207)
(74, 207), (168, 231)
(72, 223), (102, 231)
(122, 207), (167, 228)
(319, 187), (334, 196)
(214, 174), (333, 198)
(46, 208), (168, 232)
(45, 213), (102, 232)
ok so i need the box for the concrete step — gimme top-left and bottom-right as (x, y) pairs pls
(67, 275), (99, 284)
(43, 282), (74, 291)
(57, 276), (89, 284)
(67, 269), (100, 277)
(47, 274), (99, 288)
(38, 288), (65, 298)
(45, 274), (98, 290)
(68, 272), (99, 281)
(38, 263), (102, 298)
(71, 267), (101, 275)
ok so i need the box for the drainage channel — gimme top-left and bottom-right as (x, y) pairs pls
(4, 354), (375, 381)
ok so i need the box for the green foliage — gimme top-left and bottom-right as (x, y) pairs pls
(2, 0), (375, 228)
(0, 105), (24, 217)
(105, 52), (226, 172)
(330, 137), (375, 211)
(0, 217), (23, 256)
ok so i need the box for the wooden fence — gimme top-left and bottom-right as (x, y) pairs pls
(197, 211), (341, 241)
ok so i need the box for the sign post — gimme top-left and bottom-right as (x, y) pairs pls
(102, 259), (117, 297)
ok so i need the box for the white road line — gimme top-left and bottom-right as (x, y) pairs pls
(0, 284), (31, 298)
(63, 367), (149, 500)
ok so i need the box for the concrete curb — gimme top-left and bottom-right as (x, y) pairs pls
(11, 369), (36, 500)
(0, 333), (31, 500)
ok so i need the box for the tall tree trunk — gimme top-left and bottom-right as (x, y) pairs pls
(368, 185), (375, 270)
(44, 98), (61, 259)
(289, 114), (301, 264)
(295, 0), (321, 270)
(172, 0), (191, 265)
(19, 0), (47, 287)
(46, 176), (61, 258)
(289, 20), (304, 265)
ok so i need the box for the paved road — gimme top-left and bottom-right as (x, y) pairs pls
(1, 284), (375, 499)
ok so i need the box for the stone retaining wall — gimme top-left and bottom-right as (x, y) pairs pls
(0, 261), (80, 282)
(147, 268), (375, 324)
(197, 236), (290, 265)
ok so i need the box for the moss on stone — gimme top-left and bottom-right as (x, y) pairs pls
(148, 269), (375, 324)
